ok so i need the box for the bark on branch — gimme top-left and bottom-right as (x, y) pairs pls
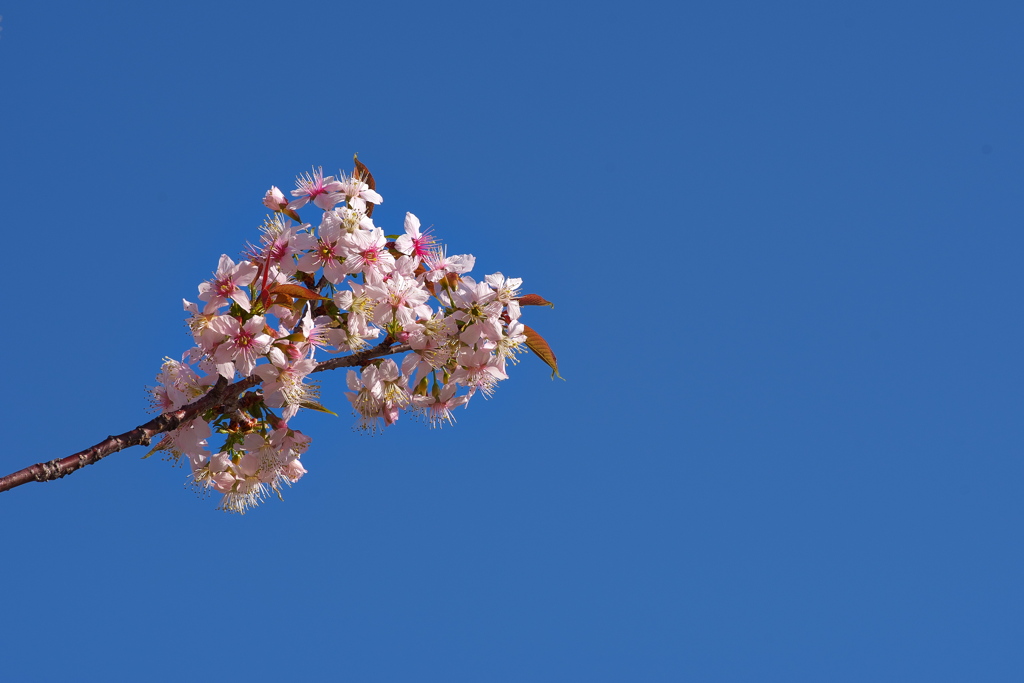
(0, 340), (411, 495)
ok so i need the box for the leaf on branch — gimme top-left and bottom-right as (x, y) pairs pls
(267, 283), (329, 300)
(301, 400), (338, 416)
(353, 154), (376, 218)
(523, 325), (563, 379)
(282, 207), (303, 223)
(517, 294), (555, 308)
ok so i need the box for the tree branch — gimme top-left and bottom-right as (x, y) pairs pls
(0, 340), (410, 495)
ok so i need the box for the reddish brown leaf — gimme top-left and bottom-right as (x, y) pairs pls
(517, 294), (555, 308)
(267, 283), (328, 300)
(282, 207), (302, 223)
(353, 154), (376, 218)
(523, 325), (563, 379)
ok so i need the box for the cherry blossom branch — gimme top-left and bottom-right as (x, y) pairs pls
(2, 159), (559, 512)
(311, 342), (410, 374)
(0, 340), (407, 495)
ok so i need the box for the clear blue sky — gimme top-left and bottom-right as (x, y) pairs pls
(2, 1), (1023, 680)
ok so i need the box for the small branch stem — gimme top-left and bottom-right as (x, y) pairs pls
(0, 340), (410, 495)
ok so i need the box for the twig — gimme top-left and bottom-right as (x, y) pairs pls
(0, 340), (409, 494)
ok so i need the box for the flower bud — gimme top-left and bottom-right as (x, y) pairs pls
(263, 186), (287, 211)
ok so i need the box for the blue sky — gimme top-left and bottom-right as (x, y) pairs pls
(2, 1), (1023, 680)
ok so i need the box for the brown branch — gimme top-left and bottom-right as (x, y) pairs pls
(311, 342), (410, 374)
(0, 340), (410, 495)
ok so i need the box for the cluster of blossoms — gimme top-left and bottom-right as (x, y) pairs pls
(148, 159), (556, 513)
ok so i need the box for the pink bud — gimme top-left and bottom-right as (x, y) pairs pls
(283, 342), (304, 361)
(263, 186), (287, 211)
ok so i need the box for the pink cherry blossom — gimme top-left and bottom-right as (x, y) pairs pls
(395, 212), (436, 261)
(299, 307), (334, 358)
(295, 222), (347, 284)
(220, 477), (268, 514)
(150, 358), (207, 411)
(493, 319), (528, 370)
(254, 358), (317, 421)
(288, 167), (344, 211)
(346, 367), (385, 432)
(210, 315), (272, 377)
(340, 227), (395, 278)
(322, 204), (376, 235)
(366, 274), (432, 328)
(198, 255), (259, 313)
(281, 458), (308, 483)
(485, 272), (523, 320)
(336, 170), (383, 206)
(445, 277), (503, 346)
(451, 347), (508, 398)
(423, 246), (475, 282)
(183, 299), (227, 352)
(270, 427), (311, 458)
(412, 384), (469, 428)
(375, 359), (410, 412)
(259, 218), (316, 275)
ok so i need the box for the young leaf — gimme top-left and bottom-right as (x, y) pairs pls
(523, 325), (563, 379)
(267, 283), (329, 300)
(301, 401), (339, 417)
(517, 294), (555, 308)
(353, 154), (377, 218)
